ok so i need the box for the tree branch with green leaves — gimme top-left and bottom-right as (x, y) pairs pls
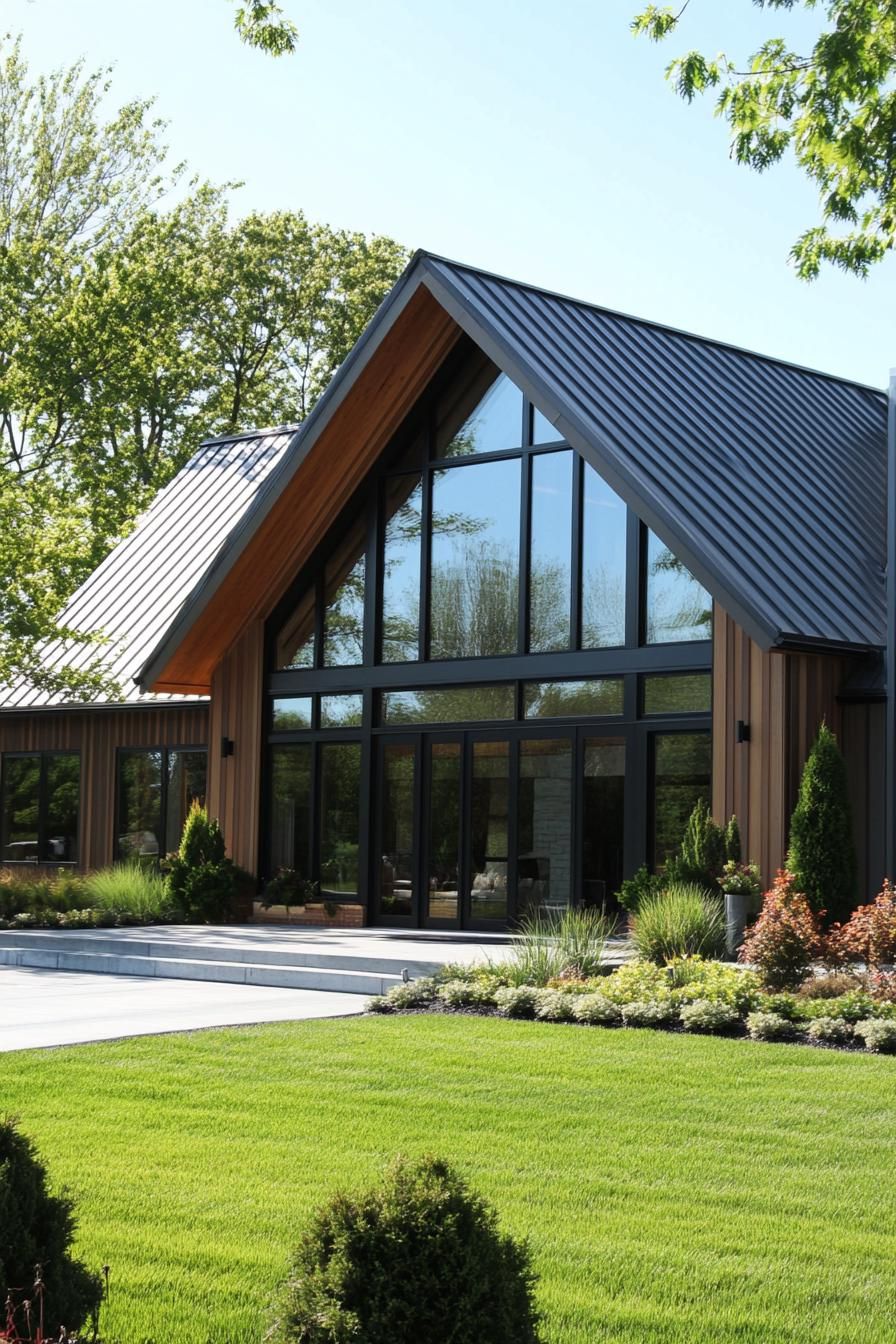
(232, 1), (298, 56)
(631, 1), (896, 278)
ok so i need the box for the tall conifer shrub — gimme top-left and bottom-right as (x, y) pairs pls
(786, 723), (856, 924)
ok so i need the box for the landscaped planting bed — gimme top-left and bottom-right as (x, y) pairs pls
(370, 956), (896, 1052)
(3, 1015), (896, 1344)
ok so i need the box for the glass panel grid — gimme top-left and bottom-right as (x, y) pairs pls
(523, 678), (623, 719)
(642, 672), (712, 716)
(380, 685), (515, 726)
(645, 530), (712, 645)
(272, 696), (313, 731)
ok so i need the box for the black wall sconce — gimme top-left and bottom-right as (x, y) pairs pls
(221, 736), (235, 758)
(736, 720), (751, 744)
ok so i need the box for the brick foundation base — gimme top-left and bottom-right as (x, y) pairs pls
(252, 902), (365, 928)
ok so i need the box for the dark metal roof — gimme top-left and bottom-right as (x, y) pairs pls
(36, 250), (883, 705)
(0, 428), (297, 709)
(419, 255), (887, 651)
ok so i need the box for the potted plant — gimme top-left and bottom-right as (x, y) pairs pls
(718, 860), (762, 956)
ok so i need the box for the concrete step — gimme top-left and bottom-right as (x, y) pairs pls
(0, 945), (403, 995)
(0, 930), (444, 980)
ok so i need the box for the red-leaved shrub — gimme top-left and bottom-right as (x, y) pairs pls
(739, 870), (825, 990)
(826, 880), (896, 970)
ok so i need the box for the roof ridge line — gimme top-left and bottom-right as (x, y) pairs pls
(418, 251), (886, 398)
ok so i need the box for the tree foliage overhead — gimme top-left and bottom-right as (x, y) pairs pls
(231, 0), (298, 56)
(0, 35), (406, 699)
(631, 1), (896, 277)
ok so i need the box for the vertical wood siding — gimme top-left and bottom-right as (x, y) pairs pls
(0, 704), (209, 870)
(206, 620), (265, 874)
(712, 605), (845, 885)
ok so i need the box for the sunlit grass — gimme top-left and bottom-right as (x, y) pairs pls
(2, 1016), (895, 1343)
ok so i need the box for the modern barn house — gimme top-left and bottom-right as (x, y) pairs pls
(0, 253), (888, 929)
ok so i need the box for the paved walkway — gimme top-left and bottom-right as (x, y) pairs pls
(0, 967), (367, 1053)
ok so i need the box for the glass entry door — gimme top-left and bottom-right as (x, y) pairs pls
(372, 727), (628, 929)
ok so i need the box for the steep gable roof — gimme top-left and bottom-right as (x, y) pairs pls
(0, 427), (297, 709)
(135, 252), (886, 692)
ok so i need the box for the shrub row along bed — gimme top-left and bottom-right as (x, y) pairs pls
(368, 957), (896, 1053)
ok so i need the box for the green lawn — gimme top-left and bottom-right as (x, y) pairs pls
(3, 1015), (896, 1343)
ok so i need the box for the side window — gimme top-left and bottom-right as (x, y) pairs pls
(116, 747), (207, 861)
(1, 752), (80, 863)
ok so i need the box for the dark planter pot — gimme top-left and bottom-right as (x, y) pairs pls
(724, 892), (750, 957)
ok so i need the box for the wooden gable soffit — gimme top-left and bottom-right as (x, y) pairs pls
(150, 287), (463, 694)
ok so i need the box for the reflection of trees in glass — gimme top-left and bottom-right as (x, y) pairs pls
(382, 477), (422, 662)
(653, 733), (712, 864)
(529, 451), (572, 652)
(524, 679), (623, 718)
(430, 547), (519, 660)
(320, 695), (363, 727)
(46, 755), (80, 860)
(382, 684), (515, 725)
(165, 751), (206, 856)
(1, 756), (40, 856)
(643, 673), (711, 716)
(646, 534), (712, 644)
(324, 518), (366, 667)
(117, 751), (163, 858)
(270, 744), (311, 875)
(436, 370), (523, 459)
(319, 743), (361, 894)
(582, 464), (626, 648)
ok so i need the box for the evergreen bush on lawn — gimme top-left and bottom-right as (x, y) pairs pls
(806, 1017), (854, 1045)
(787, 722), (857, 923)
(164, 802), (239, 922)
(746, 1011), (797, 1042)
(494, 985), (539, 1019)
(0, 1118), (101, 1338)
(571, 993), (622, 1025)
(632, 884), (726, 964)
(266, 1155), (542, 1344)
(679, 999), (741, 1034)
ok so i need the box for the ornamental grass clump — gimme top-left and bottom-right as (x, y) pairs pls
(679, 999), (741, 1034)
(266, 1156), (542, 1344)
(83, 863), (170, 919)
(504, 908), (613, 985)
(631, 884), (726, 964)
(739, 870), (824, 990)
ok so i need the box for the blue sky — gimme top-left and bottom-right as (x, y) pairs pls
(8, 0), (894, 386)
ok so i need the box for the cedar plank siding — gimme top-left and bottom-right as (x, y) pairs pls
(152, 288), (463, 693)
(206, 620), (265, 875)
(0, 704), (208, 871)
(712, 604), (846, 886)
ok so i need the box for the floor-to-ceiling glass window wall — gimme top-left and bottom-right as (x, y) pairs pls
(263, 339), (712, 927)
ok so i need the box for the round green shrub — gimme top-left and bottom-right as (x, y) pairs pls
(437, 978), (497, 1010)
(678, 999), (741, 1034)
(806, 1016), (854, 1045)
(266, 1155), (542, 1344)
(620, 999), (676, 1028)
(0, 1118), (101, 1337)
(853, 1018), (896, 1053)
(495, 985), (539, 1019)
(384, 978), (438, 1010)
(533, 989), (578, 1022)
(367, 995), (393, 1014)
(746, 1011), (798, 1042)
(571, 993), (622, 1025)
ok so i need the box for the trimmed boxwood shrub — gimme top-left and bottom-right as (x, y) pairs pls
(621, 999), (676, 1028)
(571, 993), (621, 1025)
(384, 979), (438, 1010)
(746, 1011), (797, 1042)
(495, 986), (539, 1019)
(679, 999), (740, 1034)
(266, 1156), (542, 1344)
(0, 1117), (101, 1337)
(806, 1016), (854, 1045)
(533, 989), (578, 1022)
(853, 1018), (896, 1053)
(437, 978), (497, 1010)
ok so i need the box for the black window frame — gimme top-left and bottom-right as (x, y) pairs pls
(0, 749), (82, 866)
(114, 744), (208, 862)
